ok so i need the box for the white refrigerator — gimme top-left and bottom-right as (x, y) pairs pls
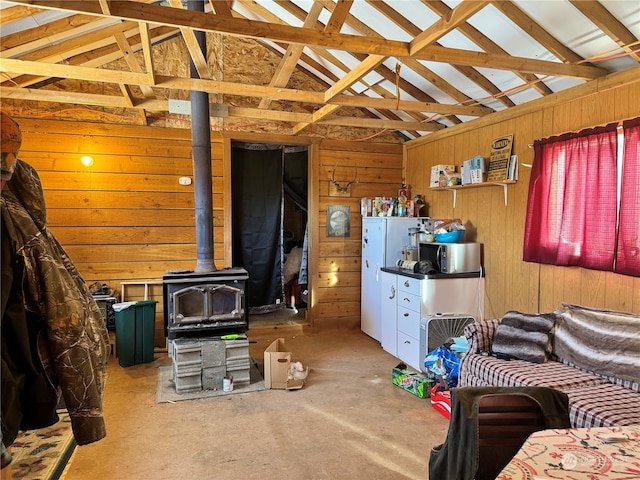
(361, 217), (427, 341)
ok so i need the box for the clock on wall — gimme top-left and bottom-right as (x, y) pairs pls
(327, 205), (350, 237)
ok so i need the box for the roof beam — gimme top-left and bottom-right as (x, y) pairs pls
(113, 31), (155, 97)
(569, 0), (640, 63)
(418, 45), (602, 79)
(0, 84), (167, 109)
(321, 0), (465, 126)
(209, 0), (232, 16)
(294, 53), (386, 133)
(1, 16), (119, 57)
(292, 103), (339, 134)
(242, 0), (432, 132)
(319, 115), (443, 132)
(138, 21), (155, 85)
(330, 95), (492, 116)
(492, 1), (584, 64)
(420, 0), (551, 100)
(168, 0), (212, 79)
(0, 4), (43, 25)
(0, 59), (491, 117)
(98, 0), (110, 15)
(17, 0), (408, 55)
(0, 56), (150, 84)
(1, 20), (136, 82)
(246, 0), (392, 132)
(229, 106), (442, 132)
(409, 0), (489, 56)
(3, 25), (178, 87)
(9, 0), (607, 79)
(323, 54), (387, 103)
(258, 1), (324, 109)
(117, 83), (148, 124)
(324, 0), (352, 33)
(0, 85), (442, 132)
(113, 29), (151, 124)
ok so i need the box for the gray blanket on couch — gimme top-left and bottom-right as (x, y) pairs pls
(554, 304), (640, 385)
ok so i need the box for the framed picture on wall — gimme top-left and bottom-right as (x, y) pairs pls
(327, 205), (350, 237)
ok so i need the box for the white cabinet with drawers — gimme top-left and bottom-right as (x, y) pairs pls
(396, 276), (422, 370)
(380, 268), (484, 372)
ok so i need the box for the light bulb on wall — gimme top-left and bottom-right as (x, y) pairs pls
(81, 155), (94, 167)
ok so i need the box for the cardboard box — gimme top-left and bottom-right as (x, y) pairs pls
(462, 156), (487, 185)
(430, 164), (456, 188)
(442, 171), (461, 187)
(469, 155), (486, 184)
(392, 363), (434, 399)
(264, 338), (309, 390)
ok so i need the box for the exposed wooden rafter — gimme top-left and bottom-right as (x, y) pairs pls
(0, 0), (637, 138)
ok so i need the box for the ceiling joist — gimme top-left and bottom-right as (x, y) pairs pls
(5, 0), (608, 79)
(0, 0), (637, 139)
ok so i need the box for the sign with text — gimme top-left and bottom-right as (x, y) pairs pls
(486, 134), (514, 182)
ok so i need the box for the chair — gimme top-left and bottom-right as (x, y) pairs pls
(429, 386), (571, 480)
(475, 393), (547, 480)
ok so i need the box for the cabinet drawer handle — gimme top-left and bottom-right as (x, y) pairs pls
(404, 340), (411, 344)
(403, 312), (410, 317)
(404, 280), (410, 288)
(403, 297), (410, 303)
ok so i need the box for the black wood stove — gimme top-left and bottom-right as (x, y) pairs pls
(163, 267), (249, 340)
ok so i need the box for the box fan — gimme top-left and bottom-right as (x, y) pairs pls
(420, 314), (475, 372)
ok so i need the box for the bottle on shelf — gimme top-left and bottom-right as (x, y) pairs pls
(413, 194), (426, 217)
(397, 195), (407, 217)
(397, 183), (408, 217)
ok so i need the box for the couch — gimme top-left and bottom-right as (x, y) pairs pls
(459, 303), (640, 428)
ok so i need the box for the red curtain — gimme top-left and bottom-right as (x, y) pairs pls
(524, 123), (619, 270)
(615, 118), (640, 277)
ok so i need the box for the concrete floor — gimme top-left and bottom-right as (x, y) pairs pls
(61, 323), (451, 480)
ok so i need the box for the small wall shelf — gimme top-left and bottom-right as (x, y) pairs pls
(120, 280), (163, 301)
(430, 180), (517, 208)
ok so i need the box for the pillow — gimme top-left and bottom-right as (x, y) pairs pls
(491, 311), (556, 363)
(554, 304), (640, 386)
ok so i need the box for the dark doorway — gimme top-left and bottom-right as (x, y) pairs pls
(231, 142), (308, 323)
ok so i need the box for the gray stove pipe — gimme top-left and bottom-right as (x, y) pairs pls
(188, 0), (216, 272)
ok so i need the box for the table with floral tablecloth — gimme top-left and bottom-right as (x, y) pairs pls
(497, 424), (640, 480)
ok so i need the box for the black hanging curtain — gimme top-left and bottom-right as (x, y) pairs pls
(283, 149), (308, 214)
(231, 142), (307, 313)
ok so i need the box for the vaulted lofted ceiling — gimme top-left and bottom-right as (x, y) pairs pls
(1, 0), (639, 140)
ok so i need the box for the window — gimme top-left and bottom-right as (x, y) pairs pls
(523, 118), (640, 277)
(616, 118), (640, 276)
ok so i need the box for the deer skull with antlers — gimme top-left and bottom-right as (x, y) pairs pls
(329, 165), (359, 194)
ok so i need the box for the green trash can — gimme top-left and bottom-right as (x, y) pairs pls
(114, 300), (157, 367)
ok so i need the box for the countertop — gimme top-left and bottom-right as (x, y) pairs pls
(380, 266), (484, 280)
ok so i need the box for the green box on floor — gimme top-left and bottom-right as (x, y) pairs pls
(392, 363), (434, 399)
(114, 300), (157, 367)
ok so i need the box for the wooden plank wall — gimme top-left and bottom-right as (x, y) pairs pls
(15, 118), (207, 346)
(10, 117), (404, 342)
(405, 70), (640, 319)
(316, 140), (405, 329)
